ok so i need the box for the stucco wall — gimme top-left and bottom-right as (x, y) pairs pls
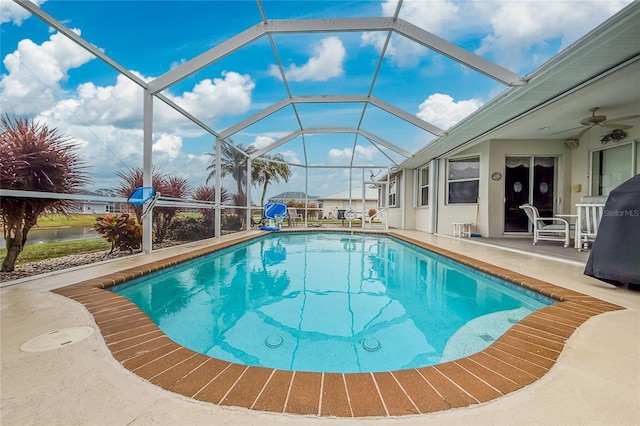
(321, 200), (378, 219)
(487, 139), (572, 237)
(569, 125), (640, 209)
(396, 130), (637, 236)
(435, 143), (489, 236)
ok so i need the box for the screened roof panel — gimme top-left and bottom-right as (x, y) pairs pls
(294, 103), (367, 129)
(38, 1), (265, 77)
(2, 0), (635, 199)
(259, 1), (383, 20)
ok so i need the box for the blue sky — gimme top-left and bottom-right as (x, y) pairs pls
(1, 0), (633, 201)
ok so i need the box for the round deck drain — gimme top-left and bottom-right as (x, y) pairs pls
(20, 326), (95, 352)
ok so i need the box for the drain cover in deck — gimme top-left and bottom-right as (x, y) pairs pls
(20, 326), (95, 352)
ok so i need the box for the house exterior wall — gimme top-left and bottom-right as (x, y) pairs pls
(385, 172), (404, 228)
(403, 169), (416, 230)
(434, 143), (489, 237)
(569, 125), (640, 209)
(321, 199), (378, 219)
(395, 137), (578, 237)
(78, 201), (123, 214)
(486, 139), (571, 237)
(415, 208), (430, 233)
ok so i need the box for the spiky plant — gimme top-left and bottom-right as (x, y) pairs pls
(0, 115), (88, 272)
(154, 175), (190, 242)
(115, 167), (166, 223)
(116, 167), (190, 243)
(192, 185), (231, 222)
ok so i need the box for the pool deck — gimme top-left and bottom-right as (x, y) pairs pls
(1, 229), (639, 425)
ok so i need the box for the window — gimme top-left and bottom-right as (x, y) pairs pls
(591, 143), (633, 196)
(418, 166), (429, 206)
(448, 156), (479, 204)
(388, 177), (397, 207)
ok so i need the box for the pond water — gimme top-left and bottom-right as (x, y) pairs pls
(0, 226), (98, 249)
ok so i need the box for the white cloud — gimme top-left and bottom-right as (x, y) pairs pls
(43, 120), (211, 190)
(269, 36), (345, 82)
(362, 0), (459, 67)
(279, 150), (301, 165)
(71, 73), (147, 128)
(0, 30), (95, 115)
(417, 93), (483, 130)
(153, 133), (183, 160)
(365, 0), (632, 71)
(1, 29), (254, 129)
(472, 1), (633, 70)
(328, 145), (377, 164)
(249, 135), (276, 150)
(0, 0), (46, 25)
(168, 71), (254, 120)
(1, 32), (257, 192)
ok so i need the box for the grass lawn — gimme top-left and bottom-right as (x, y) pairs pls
(35, 213), (103, 228)
(0, 238), (110, 265)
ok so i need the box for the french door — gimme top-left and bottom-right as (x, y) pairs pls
(504, 156), (557, 233)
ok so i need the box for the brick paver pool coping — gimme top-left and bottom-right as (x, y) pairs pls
(52, 230), (623, 417)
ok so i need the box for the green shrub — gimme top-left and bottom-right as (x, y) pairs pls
(92, 214), (142, 254)
(222, 214), (244, 231)
(169, 216), (214, 241)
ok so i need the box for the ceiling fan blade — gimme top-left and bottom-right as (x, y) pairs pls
(605, 114), (640, 122)
(549, 125), (584, 136)
(600, 122), (633, 130)
(574, 127), (591, 139)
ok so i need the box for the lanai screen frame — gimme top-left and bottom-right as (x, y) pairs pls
(12, 0), (526, 253)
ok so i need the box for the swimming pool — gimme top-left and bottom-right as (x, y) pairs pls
(53, 229), (624, 417)
(111, 232), (553, 373)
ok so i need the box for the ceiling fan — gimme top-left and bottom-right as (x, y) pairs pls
(550, 107), (640, 139)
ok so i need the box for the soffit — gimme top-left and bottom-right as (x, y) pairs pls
(402, 2), (640, 168)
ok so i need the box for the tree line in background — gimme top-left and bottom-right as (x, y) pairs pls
(0, 115), (291, 272)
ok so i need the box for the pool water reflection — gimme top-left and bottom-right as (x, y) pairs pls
(112, 232), (553, 373)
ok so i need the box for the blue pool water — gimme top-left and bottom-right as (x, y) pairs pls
(111, 232), (554, 373)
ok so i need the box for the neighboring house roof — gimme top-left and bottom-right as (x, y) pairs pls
(319, 188), (378, 201)
(268, 192), (319, 202)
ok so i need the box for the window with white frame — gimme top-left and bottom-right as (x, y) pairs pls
(388, 176), (397, 207)
(590, 142), (638, 196)
(447, 156), (479, 204)
(418, 166), (429, 206)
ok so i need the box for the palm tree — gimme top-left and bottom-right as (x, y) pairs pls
(0, 115), (88, 272)
(192, 185), (230, 222)
(252, 153), (292, 206)
(206, 141), (256, 197)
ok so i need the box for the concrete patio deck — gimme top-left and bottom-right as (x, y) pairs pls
(1, 229), (638, 425)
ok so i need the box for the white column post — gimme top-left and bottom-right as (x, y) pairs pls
(246, 157), (252, 229)
(428, 159), (439, 234)
(142, 90), (153, 253)
(215, 137), (222, 238)
(361, 168), (366, 229)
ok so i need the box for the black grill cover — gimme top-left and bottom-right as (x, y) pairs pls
(584, 175), (640, 287)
